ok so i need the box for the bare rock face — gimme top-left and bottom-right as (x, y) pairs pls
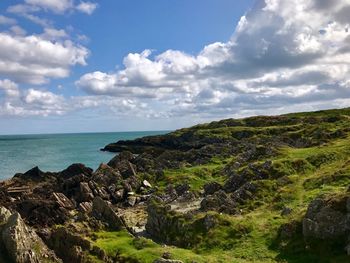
(303, 196), (350, 240)
(0, 207), (61, 263)
(47, 227), (91, 263)
(92, 163), (122, 186)
(302, 194), (350, 255)
(91, 197), (125, 230)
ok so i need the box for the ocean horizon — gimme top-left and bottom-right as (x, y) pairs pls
(0, 130), (169, 181)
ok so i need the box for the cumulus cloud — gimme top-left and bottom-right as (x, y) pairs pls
(0, 32), (89, 85)
(7, 4), (51, 27)
(77, 0), (350, 119)
(76, 2), (98, 15)
(0, 83), (150, 118)
(24, 0), (74, 14)
(0, 15), (16, 25)
(8, 0), (98, 21)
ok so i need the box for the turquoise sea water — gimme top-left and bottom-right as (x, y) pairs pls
(0, 131), (168, 180)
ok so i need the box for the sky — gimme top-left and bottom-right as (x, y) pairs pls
(0, 0), (350, 134)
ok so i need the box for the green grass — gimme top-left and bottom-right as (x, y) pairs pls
(159, 158), (228, 192)
(91, 230), (222, 263)
(89, 108), (350, 262)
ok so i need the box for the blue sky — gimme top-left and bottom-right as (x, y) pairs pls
(0, 0), (350, 134)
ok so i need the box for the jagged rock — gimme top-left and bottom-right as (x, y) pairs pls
(164, 184), (178, 202)
(61, 174), (90, 200)
(175, 183), (190, 196)
(13, 166), (55, 182)
(14, 199), (69, 227)
(111, 188), (125, 202)
(204, 182), (222, 195)
(59, 163), (93, 179)
(78, 202), (93, 213)
(92, 163), (122, 185)
(231, 182), (257, 204)
(303, 197), (350, 240)
(0, 208), (61, 263)
(125, 176), (142, 192)
(91, 197), (124, 230)
(79, 182), (94, 202)
(223, 173), (247, 193)
(0, 206), (11, 224)
(52, 192), (75, 209)
(108, 152), (137, 178)
(143, 180), (152, 188)
(127, 196), (137, 207)
(48, 227), (91, 263)
(89, 181), (110, 200)
(200, 190), (237, 214)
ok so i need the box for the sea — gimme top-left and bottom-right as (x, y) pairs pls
(0, 131), (168, 181)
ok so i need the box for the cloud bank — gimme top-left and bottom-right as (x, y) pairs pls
(1, 0), (350, 124)
(76, 0), (350, 119)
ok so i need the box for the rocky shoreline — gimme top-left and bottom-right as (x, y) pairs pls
(1, 108), (350, 262)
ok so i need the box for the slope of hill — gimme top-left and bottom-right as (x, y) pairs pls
(1, 108), (350, 262)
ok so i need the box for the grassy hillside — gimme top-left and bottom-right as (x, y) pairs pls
(3, 108), (350, 263)
(88, 108), (350, 262)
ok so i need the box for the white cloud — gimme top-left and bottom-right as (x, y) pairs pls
(40, 28), (68, 41)
(10, 26), (27, 36)
(76, 2), (98, 15)
(24, 0), (74, 14)
(76, 0), (350, 120)
(0, 15), (16, 25)
(0, 32), (89, 85)
(0, 79), (20, 98)
(7, 4), (51, 27)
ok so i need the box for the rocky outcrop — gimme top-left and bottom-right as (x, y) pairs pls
(0, 206), (61, 263)
(146, 198), (218, 248)
(303, 195), (350, 240)
(47, 227), (91, 263)
(303, 194), (350, 254)
(91, 197), (125, 230)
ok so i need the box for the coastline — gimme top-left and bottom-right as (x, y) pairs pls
(0, 108), (350, 262)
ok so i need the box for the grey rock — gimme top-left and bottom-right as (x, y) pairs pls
(303, 197), (349, 240)
(1, 208), (61, 263)
(92, 197), (124, 230)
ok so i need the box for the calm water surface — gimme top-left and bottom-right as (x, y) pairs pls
(0, 131), (168, 180)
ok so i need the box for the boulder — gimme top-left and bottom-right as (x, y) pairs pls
(92, 197), (124, 230)
(79, 182), (94, 202)
(0, 208), (61, 263)
(0, 206), (11, 224)
(59, 163), (93, 179)
(14, 199), (70, 227)
(92, 163), (122, 185)
(303, 197), (350, 240)
(78, 202), (93, 213)
(127, 196), (137, 207)
(108, 152), (137, 178)
(88, 181), (110, 200)
(204, 182), (222, 195)
(200, 190), (237, 214)
(143, 180), (152, 188)
(48, 227), (91, 263)
(52, 192), (75, 209)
